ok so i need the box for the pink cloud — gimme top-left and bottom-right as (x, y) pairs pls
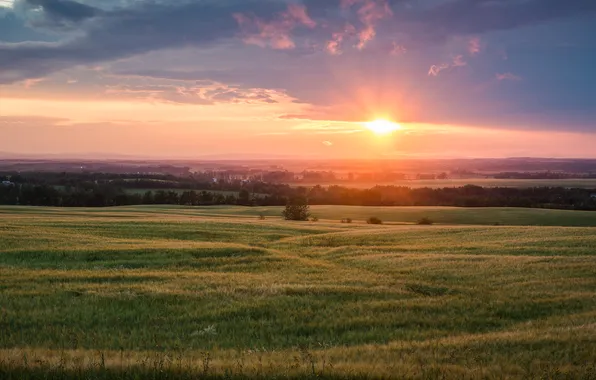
(286, 3), (317, 29)
(22, 78), (44, 89)
(428, 55), (467, 76)
(390, 42), (407, 56)
(234, 4), (316, 50)
(496, 72), (522, 81)
(452, 55), (467, 67)
(336, 0), (392, 50)
(428, 63), (450, 77)
(468, 37), (481, 56)
(326, 23), (357, 55)
(356, 0), (393, 49)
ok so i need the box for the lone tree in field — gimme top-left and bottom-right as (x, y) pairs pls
(282, 195), (311, 221)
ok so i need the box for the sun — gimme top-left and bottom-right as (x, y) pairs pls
(363, 119), (402, 135)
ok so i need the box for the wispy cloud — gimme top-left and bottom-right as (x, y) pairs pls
(326, 23), (356, 55)
(428, 63), (450, 77)
(428, 55), (467, 76)
(468, 36), (481, 55)
(351, 0), (393, 50)
(496, 72), (522, 81)
(234, 4), (316, 50)
(21, 77), (44, 88)
(325, 0), (392, 54)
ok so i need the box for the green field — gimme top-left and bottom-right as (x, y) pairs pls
(1, 205), (596, 379)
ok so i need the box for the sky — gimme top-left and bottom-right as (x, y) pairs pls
(0, 0), (595, 159)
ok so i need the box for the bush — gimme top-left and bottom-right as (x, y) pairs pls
(310, 216), (319, 222)
(341, 218), (352, 224)
(258, 214), (266, 220)
(366, 217), (383, 225)
(282, 196), (311, 221)
(417, 217), (434, 225)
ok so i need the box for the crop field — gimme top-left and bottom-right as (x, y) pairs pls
(292, 178), (596, 189)
(1, 205), (596, 379)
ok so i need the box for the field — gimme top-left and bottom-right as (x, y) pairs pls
(123, 188), (243, 196)
(1, 205), (596, 379)
(292, 178), (596, 189)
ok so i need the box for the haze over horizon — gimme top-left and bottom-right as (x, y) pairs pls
(1, 0), (595, 159)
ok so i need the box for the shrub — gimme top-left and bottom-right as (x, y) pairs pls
(341, 218), (353, 224)
(310, 216), (319, 222)
(366, 217), (383, 225)
(258, 214), (266, 220)
(417, 217), (434, 225)
(282, 196), (311, 221)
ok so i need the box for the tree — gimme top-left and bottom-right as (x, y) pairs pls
(282, 195), (311, 221)
(238, 189), (251, 205)
(142, 191), (154, 204)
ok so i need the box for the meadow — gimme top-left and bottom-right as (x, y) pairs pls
(1, 205), (596, 379)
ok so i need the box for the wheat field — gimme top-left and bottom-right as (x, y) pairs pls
(1, 205), (596, 379)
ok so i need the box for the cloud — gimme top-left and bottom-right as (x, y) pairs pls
(349, 0), (393, 50)
(1, 0), (595, 84)
(468, 37), (481, 55)
(0, 115), (68, 125)
(0, 0), (290, 83)
(428, 55), (466, 76)
(427, 62), (449, 77)
(21, 76), (43, 88)
(325, 0), (393, 52)
(0, 9), (57, 42)
(401, 0), (596, 45)
(326, 23), (356, 55)
(496, 72), (522, 81)
(23, 0), (100, 23)
(103, 82), (284, 105)
(292, 123), (362, 134)
(390, 42), (406, 56)
(234, 3), (316, 50)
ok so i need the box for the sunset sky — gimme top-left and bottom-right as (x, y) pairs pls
(1, 0), (595, 159)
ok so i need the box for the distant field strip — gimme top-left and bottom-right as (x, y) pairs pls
(3, 204), (596, 226)
(1, 206), (596, 378)
(292, 178), (596, 189)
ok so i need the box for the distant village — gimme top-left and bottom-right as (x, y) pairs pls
(2, 158), (596, 185)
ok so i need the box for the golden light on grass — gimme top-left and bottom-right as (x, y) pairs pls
(363, 119), (402, 135)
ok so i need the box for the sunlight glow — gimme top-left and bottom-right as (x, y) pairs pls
(364, 119), (402, 135)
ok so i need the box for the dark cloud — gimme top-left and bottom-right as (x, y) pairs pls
(24, 0), (100, 22)
(0, 0), (288, 82)
(1, 0), (595, 84)
(0, 11), (57, 42)
(399, 0), (596, 45)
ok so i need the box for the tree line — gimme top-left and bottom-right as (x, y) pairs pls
(1, 175), (596, 210)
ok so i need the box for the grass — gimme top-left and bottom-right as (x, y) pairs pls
(1, 205), (596, 378)
(3, 204), (596, 226)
